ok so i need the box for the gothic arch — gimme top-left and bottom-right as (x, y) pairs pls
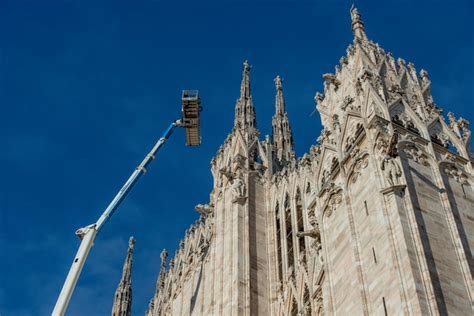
(346, 151), (370, 189)
(340, 116), (365, 155)
(428, 118), (465, 156)
(362, 84), (390, 120)
(439, 160), (470, 186)
(398, 140), (433, 167)
(389, 99), (426, 138)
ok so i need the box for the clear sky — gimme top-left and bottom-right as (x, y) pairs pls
(0, 0), (472, 315)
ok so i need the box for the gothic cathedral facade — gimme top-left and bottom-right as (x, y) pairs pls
(113, 7), (473, 316)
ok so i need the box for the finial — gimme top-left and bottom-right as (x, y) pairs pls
(243, 60), (251, 72)
(274, 75), (283, 91)
(239, 59), (252, 101)
(350, 5), (366, 40)
(160, 249), (168, 263)
(128, 236), (135, 251)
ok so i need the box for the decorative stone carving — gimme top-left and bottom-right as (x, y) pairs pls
(325, 192), (343, 218)
(388, 83), (404, 102)
(392, 110), (420, 134)
(317, 128), (335, 146)
(350, 154), (369, 183)
(430, 122), (452, 148)
(194, 203), (213, 215)
(322, 73), (341, 90)
(344, 122), (363, 152)
(380, 155), (402, 186)
(402, 143), (430, 166)
(341, 95), (354, 110)
(448, 112), (462, 138)
(447, 112), (471, 148)
(231, 170), (246, 203)
(443, 164), (469, 185)
(420, 69), (430, 87)
(458, 118), (471, 146)
(297, 219), (323, 265)
(314, 92), (324, 106)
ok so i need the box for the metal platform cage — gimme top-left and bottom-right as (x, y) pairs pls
(181, 90), (202, 146)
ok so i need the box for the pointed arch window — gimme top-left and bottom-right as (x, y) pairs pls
(284, 194), (294, 269)
(295, 189), (306, 264)
(275, 202), (283, 284)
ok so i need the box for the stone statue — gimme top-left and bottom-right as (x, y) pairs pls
(458, 117), (471, 146)
(160, 249), (168, 266)
(420, 69), (430, 86)
(243, 60), (251, 73)
(380, 155), (402, 186)
(129, 236), (135, 250)
(231, 170), (246, 203)
(274, 75), (283, 91)
(350, 5), (361, 23)
(232, 177), (245, 202)
(447, 112), (462, 138)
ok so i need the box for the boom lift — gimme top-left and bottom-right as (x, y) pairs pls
(52, 91), (202, 316)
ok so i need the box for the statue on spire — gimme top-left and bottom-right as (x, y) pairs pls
(274, 75), (283, 91)
(350, 5), (367, 40)
(240, 60), (252, 100)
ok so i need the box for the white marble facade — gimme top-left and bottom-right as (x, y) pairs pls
(114, 6), (474, 316)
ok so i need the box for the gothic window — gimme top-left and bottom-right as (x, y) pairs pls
(296, 189), (306, 264)
(285, 194), (295, 269)
(275, 202), (283, 284)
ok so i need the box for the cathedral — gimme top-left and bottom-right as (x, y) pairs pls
(111, 6), (473, 315)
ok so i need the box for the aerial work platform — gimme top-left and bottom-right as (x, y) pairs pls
(181, 90), (202, 146)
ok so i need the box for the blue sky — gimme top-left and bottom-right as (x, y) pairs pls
(0, 0), (472, 315)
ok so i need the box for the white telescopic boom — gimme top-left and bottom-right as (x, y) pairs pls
(52, 120), (181, 316)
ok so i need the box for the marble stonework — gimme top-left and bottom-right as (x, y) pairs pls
(113, 6), (474, 316)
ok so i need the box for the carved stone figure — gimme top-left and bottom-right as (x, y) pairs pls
(314, 92), (324, 105)
(458, 117), (471, 146)
(448, 112), (462, 138)
(322, 73), (341, 90)
(341, 95), (354, 110)
(274, 75), (283, 91)
(350, 5), (362, 24)
(420, 69), (430, 86)
(231, 170), (246, 203)
(380, 155), (402, 186)
(444, 164), (469, 185)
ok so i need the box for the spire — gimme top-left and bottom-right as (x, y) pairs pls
(350, 5), (367, 40)
(272, 76), (294, 164)
(274, 75), (285, 115)
(240, 60), (251, 100)
(234, 60), (257, 131)
(112, 237), (135, 316)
